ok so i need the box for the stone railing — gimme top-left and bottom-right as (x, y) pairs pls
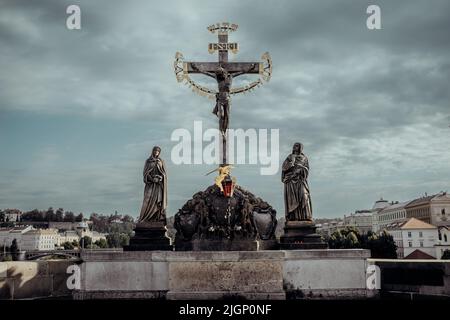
(368, 259), (450, 299)
(0, 260), (79, 299)
(1, 251), (449, 300)
(72, 249), (374, 300)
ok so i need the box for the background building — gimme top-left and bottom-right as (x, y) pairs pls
(405, 192), (450, 227)
(0, 225), (33, 249)
(371, 198), (390, 232)
(387, 218), (438, 259)
(317, 220), (345, 237)
(343, 211), (373, 234)
(429, 192), (450, 227)
(436, 226), (450, 259)
(1, 209), (22, 222)
(342, 198), (389, 234)
(21, 228), (59, 251)
(57, 230), (80, 246)
(376, 201), (410, 233)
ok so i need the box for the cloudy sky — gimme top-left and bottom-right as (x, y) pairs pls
(1, 0), (449, 219)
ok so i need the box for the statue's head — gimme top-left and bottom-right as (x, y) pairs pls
(217, 66), (226, 75)
(151, 146), (161, 158)
(292, 142), (303, 154)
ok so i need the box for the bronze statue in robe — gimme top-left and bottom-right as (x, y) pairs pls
(138, 146), (168, 223)
(282, 142), (312, 221)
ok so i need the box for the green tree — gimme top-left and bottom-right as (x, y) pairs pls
(75, 213), (84, 222)
(107, 233), (121, 248)
(2, 254), (12, 262)
(441, 250), (450, 260)
(344, 231), (359, 248)
(328, 227), (397, 259)
(80, 236), (92, 248)
(119, 233), (130, 247)
(0, 210), (5, 222)
(369, 231), (397, 259)
(122, 215), (134, 223)
(21, 209), (39, 221)
(94, 238), (108, 248)
(64, 211), (75, 223)
(62, 241), (74, 250)
(328, 230), (345, 249)
(46, 207), (56, 221)
(55, 209), (64, 222)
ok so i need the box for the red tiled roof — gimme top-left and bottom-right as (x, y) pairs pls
(404, 249), (436, 260)
(400, 218), (436, 230)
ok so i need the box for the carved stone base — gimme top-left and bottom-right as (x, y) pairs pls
(175, 239), (258, 251)
(124, 221), (173, 251)
(258, 239), (279, 250)
(279, 220), (328, 250)
(173, 184), (278, 251)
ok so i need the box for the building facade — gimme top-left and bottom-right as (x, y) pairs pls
(1, 209), (22, 222)
(376, 201), (410, 233)
(21, 229), (59, 251)
(343, 211), (373, 234)
(341, 198), (389, 234)
(429, 192), (450, 227)
(405, 192), (450, 227)
(0, 225), (34, 249)
(57, 230), (80, 246)
(371, 198), (391, 232)
(387, 218), (438, 259)
(317, 220), (345, 237)
(435, 226), (450, 259)
(57, 221), (107, 247)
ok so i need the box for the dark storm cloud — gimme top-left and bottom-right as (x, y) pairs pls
(0, 0), (449, 217)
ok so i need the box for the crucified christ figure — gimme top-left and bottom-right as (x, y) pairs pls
(190, 63), (256, 134)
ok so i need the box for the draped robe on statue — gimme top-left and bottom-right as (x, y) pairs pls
(138, 156), (168, 222)
(282, 153), (312, 221)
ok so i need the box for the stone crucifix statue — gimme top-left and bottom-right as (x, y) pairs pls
(190, 63), (257, 134)
(174, 22), (272, 166)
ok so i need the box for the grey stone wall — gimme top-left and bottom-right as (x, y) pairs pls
(74, 249), (372, 300)
(2, 252), (450, 300)
(0, 260), (77, 299)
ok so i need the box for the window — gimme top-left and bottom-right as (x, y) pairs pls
(442, 209), (446, 216)
(408, 232), (412, 238)
(408, 242), (412, 247)
(445, 234), (448, 242)
(419, 231), (423, 237)
(420, 241), (424, 247)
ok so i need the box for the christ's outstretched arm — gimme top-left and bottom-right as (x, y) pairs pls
(232, 63), (257, 78)
(190, 63), (216, 79)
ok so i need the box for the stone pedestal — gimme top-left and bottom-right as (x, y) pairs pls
(166, 251), (285, 300)
(283, 249), (374, 299)
(124, 221), (173, 251)
(258, 239), (279, 250)
(175, 239), (258, 251)
(73, 249), (374, 300)
(279, 220), (328, 249)
(173, 184), (278, 251)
